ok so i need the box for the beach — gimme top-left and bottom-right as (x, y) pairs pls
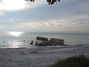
(0, 0), (89, 66)
(0, 44), (89, 67)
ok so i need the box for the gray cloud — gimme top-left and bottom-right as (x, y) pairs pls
(0, 0), (2, 3)
(0, 0), (89, 33)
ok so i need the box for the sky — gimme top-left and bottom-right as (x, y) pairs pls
(0, 0), (89, 33)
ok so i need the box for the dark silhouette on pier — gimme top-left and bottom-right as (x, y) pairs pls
(30, 40), (33, 45)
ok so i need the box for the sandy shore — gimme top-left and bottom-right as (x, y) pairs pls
(0, 44), (89, 67)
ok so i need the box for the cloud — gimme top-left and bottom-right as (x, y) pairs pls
(1, 0), (89, 21)
(0, 0), (89, 33)
(0, 0), (2, 3)
(0, 0), (46, 16)
(0, 15), (89, 33)
(0, 0), (45, 11)
(0, 18), (24, 23)
(0, 0), (26, 11)
(0, 11), (4, 16)
(16, 16), (89, 32)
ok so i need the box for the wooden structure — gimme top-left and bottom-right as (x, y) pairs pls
(49, 38), (64, 46)
(36, 36), (48, 46)
(36, 36), (48, 42)
(36, 36), (65, 46)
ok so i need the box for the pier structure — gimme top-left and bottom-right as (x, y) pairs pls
(35, 36), (65, 46)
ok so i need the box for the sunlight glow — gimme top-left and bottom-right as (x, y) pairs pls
(0, 0), (26, 11)
(0, 0), (45, 11)
(8, 31), (23, 37)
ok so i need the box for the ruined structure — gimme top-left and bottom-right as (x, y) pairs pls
(35, 36), (65, 46)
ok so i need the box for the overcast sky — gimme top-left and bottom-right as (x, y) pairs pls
(0, 0), (89, 33)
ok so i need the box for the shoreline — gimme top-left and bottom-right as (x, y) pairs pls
(0, 44), (89, 67)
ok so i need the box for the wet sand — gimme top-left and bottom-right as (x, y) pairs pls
(0, 44), (89, 67)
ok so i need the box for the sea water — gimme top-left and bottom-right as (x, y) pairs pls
(0, 32), (89, 48)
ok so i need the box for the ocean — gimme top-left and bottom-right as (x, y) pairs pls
(0, 32), (89, 48)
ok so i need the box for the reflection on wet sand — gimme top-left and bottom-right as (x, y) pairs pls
(1, 40), (32, 48)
